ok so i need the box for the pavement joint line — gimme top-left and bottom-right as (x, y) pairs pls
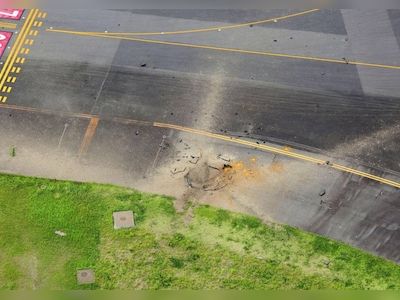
(48, 9), (320, 37)
(48, 30), (400, 71)
(78, 117), (100, 157)
(0, 9), (35, 86)
(0, 9), (38, 92)
(0, 101), (398, 189)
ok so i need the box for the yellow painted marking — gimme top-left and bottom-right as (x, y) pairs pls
(11, 67), (16, 73)
(25, 48), (30, 54)
(33, 21), (38, 26)
(42, 12), (47, 18)
(6, 86), (12, 93)
(0, 10), (35, 85)
(6, 77), (11, 83)
(153, 122), (400, 189)
(20, 57), (25, 64)
(15, 67), (21, 73)
(11, 77), (16, 83)
(49, 9), (319, 37)
(25, 39), (34, 45)
(2, 86), (7, 92)
(48, 30), (400, 71)
(0, 99), (398, 190)
(0, 22), (17, 29)
(20, 48), (26, 54)
(0, 9), (38, 91)
(15, 57), (21, 63)
(37, 21), (43, 27)
(38, 12), (43, 18)
(0, 96), (7, 102)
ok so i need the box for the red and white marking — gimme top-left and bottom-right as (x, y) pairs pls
(0, 9), (24, 20)
(0, 31), (12, 58)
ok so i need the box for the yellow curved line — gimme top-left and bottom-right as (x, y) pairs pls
(46, 29), (400, 71)
(48, 9), (319, 36)
(154, 122), (400, 189)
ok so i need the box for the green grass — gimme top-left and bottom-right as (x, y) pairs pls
(0, 173), (399, 289)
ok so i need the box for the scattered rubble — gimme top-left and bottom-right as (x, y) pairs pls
(171, 167), (187, 175)
(217, 154), (230, 162)
(319, 189), (326, 196)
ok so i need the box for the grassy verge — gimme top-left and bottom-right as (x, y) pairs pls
(0, 173), (399, 289)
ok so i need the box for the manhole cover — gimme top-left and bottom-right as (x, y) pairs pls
(113, 211), (135, 229)
(77, 269), (95, 285)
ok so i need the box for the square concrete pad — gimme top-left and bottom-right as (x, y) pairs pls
(77, 269), (95, 285)
(113, 210), (135, 229)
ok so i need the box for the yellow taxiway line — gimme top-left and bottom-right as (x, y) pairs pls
(154, 122), (400, 189)
(47, 30), (400, 71)
(48, 9), (320, 37)
(0, 102), (399, 189)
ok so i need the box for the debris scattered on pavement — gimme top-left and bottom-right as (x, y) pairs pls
(140, 63), (147, 67)
(9, 146), (16, 157)
(342, 57), (349, 64)
(189, 155), (201, 164)
(319, 189), (326, 196)
(171, 167), (187, 175)
(135, 130), (139, 135)
(217, 154), (231, 162)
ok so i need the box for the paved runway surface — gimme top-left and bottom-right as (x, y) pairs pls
(1, 9), (400, 262)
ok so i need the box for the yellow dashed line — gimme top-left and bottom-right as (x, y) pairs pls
(0, 9), (35, 85)
(38, 12), (43, 18)
(42, 12), (47, 18)
(0, 9), (39, 103)
(0, 96), (7, 102)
